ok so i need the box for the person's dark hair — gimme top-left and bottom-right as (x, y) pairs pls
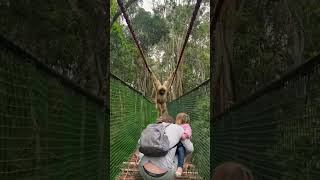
(157, 115), (175, 123)
(212, 162), (254, 180)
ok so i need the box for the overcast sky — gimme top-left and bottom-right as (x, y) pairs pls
(141, 0), (153, 12)
(142, 0), (166, 13)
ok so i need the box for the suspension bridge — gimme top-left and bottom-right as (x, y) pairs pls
(2, 32), (319, 179)
(1, 0), (320, 179)
(111, 0), (209, 178)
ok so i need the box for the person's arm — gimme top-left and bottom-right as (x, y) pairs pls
(181, 124), (192, 140)
(184, 124), (192, 138)
(136, 139), (144, 163)
(173, 125), (193, 153)
(181, 139), (194, 154)
(181, 133), (188, 140)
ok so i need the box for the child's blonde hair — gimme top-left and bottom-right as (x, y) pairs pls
(175, 112), (190, 125)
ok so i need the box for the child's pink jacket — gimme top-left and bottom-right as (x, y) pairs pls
(181, 123), (192, 140)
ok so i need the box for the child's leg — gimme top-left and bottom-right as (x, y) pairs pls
(177, 145), (186, 168)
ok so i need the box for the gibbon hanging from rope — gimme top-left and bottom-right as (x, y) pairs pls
(150, 72), (174, 117)
(117, 0), (202, 117)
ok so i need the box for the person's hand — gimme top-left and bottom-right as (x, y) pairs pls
(181, 134), (187, 140)
(134, 153), (139, 164)
(135, 152), (144, 164)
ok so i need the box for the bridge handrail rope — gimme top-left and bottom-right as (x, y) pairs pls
(169, 0), (223, 101)
(111, 73), (153, 103)
(1, 35), (106, 179)
(0, 34), (104, 106)
(170, 79), (209, 103)
(213, 53), (320, 120)
(116, 0), (152, 74)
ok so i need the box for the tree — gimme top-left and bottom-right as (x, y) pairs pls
(110, 0), (210, 101)
(151, 0), (210, 100)
(0, 0), (107, 96)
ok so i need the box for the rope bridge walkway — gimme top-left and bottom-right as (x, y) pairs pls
(110, 75), (210, 180)
(117, 150), (201, 179)
(111, 0), (210, 178)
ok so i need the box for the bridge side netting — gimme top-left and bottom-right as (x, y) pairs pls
(168, 80), (210, 180)
(213, 55), (320, 179)
(213, 0), (320, 179)
(110, 75), (157, 179)
(0, 38), (106, 179)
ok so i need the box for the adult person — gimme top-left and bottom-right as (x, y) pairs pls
(212, 162), (254, 180)
(138, 115), (194, 180)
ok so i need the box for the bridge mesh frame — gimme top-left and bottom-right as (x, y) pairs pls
(110, 74), (157, 179)
(212, 54), (320, 180)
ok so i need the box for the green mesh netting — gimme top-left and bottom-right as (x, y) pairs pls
(213, 56), (320, 179)
(168, 80), (210, 180)
(110, 75), (157, 179)
(0, 39), (105, 179)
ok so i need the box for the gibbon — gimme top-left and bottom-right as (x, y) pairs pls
(150, 72), (174, 117)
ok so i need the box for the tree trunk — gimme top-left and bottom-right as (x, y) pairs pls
(283, 0), (304, 66)
(213, 0), (237, 115)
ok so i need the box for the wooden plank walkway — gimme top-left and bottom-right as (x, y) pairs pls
(117, 151), (202, 180)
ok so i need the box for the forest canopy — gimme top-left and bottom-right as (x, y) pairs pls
(110, 0), (210, 100)
(0, 0), (107, 96)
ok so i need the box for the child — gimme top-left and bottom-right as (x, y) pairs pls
(175, 112), (192, 177)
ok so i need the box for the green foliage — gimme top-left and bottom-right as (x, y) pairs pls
(150, 0), (210, 92)
(223, 0), (320, 99)
(110, 0), (140, 85)
(110, 19), (140, 85)
(131, 8), (169, 51)
(0, 0), (107, 95)
(111, 0), (210, 95)
(111, 0), (118, 17)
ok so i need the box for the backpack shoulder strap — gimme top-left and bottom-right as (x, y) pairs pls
(164, 123), (171, 128)
(169, 142), (179, 151)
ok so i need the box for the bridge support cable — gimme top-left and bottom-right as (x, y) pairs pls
(116, 0), (152, 73)
(117, 0), (203, 87)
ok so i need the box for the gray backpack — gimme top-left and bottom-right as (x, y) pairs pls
(139, 123), (175, 157)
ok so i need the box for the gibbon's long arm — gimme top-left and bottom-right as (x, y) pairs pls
(163, 73), (174, 90)
(150, 71), (161, 88)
